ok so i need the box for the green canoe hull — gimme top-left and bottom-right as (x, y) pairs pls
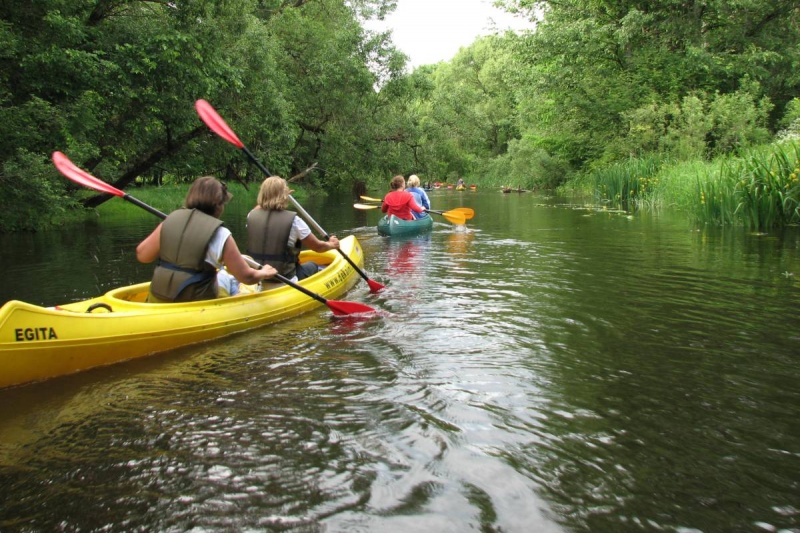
(377, 214), (433, 237)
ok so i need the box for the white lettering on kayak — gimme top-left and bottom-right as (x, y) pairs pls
(324, 266), (352, 291)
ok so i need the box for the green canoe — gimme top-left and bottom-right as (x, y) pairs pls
(377, 214), (433, 237)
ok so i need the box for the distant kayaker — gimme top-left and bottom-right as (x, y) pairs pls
(405, 174), (431, 220)
(381, 175), (426, 221)
(246, 176), (340, 283)
(136, 176), (277, 302)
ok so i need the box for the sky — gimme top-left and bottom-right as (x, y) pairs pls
(365, 0), (535, 69)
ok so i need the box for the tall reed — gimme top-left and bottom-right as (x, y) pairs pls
(577, 141), (800, 229)
(693, 162), (738, 226)
(588, 155), (665, 210)
(693, 142), (800, 229)
(588, 154), (668, 210)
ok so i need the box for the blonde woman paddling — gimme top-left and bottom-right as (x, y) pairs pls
(405, 174), (431, 219)
(247, 176), (340, 282)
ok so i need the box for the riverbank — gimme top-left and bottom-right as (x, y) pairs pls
(77, 181), (311, 222)
(559, 139), (800, 230)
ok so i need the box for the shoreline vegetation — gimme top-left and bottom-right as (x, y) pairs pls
(78, 140), (800, 233)
(560, 139), (800, 231)
(81, 182), (310, 222)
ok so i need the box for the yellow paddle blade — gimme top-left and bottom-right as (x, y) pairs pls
(453, 207), (475, 219)
(441, 210), (466, 225)
(353, 203), (380, 210)
(360, 195), (383, 203)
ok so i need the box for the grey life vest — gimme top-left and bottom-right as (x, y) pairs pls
(149, 209), (223, 302)
(246, 208), (300, 279)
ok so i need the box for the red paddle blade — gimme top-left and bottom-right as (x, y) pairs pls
(367, 279), (385, 293)
(52, 152), (124, 197)
(326, 300), (377, 316)
(195, 99), (245, 149)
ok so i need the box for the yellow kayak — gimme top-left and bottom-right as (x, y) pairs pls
(0, 235), (365, 389)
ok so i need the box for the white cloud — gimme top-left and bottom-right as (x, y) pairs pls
(365, 0), (535, 69)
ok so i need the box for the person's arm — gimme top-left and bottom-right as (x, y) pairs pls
(409, 197), (425, 214)
(421, 191), (431, 210)
(136, 223), (162, 263)
(221, 235), (277, 284)
(301, 234), (339, 252)
(292, 215), (338, 252)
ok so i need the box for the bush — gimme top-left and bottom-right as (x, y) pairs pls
(616, 86), (772, 163)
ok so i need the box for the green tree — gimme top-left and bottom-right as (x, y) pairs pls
(504, 0), (800, 170)
(0, 0), (403, 230)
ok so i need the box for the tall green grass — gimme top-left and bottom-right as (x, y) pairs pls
(93, 181), (309, 219)
(692, 162), (739, 226)
(581, 154), (667, 210)
(692, 142), (800, 229)
(573, 140), (800, 229)
(91, 183), (195, 220)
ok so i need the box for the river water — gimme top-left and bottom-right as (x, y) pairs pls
(1, 189), (799, 532)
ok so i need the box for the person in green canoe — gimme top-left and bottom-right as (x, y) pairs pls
(381, 175), (426, 221)
(136, 176), (277, 302)
(405, 174), (431, 219)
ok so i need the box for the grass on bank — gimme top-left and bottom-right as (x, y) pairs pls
(562, 140), (800, 230)
(86, 181), (309, 220)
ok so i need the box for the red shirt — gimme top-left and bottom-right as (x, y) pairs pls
(381, 190), (425, 221)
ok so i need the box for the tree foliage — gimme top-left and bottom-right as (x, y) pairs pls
(2, 0), (799, 230)
(500, 0), (800, 170)
(0, 0), (402, 231)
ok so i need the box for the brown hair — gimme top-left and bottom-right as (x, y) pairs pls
(184, 176), (232, 216)
(390, 175), (405, 191)
(256, 176), (291, 210)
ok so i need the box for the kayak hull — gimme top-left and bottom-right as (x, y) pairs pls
(0, 236), (365, 389)
(377, 214), (433, 237)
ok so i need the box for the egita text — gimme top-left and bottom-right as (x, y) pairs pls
(15, 327), (58, 341)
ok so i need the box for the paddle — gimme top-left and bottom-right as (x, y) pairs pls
(52, 151), (376, 316)
(427, 210), (466, 225)
(353, 203), (466, 225)
(195, 99), (385, 293)
(359, 196), (475, 220)
(446, 207), (475, 220)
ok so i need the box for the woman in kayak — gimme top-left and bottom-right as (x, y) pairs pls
(246, 176), (340, 282)
(405, 174), (431, 219)
(136, 176), (277, 302)
(381, 175), (426, 221)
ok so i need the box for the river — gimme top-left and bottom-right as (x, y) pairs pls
(1, 189), (798, 532)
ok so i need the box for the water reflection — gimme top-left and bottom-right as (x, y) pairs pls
(446, 228), (474, 256)
(384, 234), (430, 277)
